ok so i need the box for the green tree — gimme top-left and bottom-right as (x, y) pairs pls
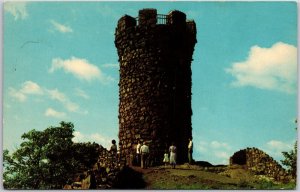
(3, 122), (99, 189)
(281, 120), (297, 179)
(281, 141), (297, 179)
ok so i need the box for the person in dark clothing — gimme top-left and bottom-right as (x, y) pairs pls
(110, 139), (117, 153)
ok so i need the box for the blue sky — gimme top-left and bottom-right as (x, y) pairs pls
(3, 1), (297, 165)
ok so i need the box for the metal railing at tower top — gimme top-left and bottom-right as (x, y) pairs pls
(135, 17), (139, 25)
(135, 14), (168, 25)
(157, 14), (168, 24)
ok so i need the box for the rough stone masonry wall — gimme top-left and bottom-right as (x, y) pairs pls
(115, 9), (197, 164)
(64, 146), (126, 189)
(230, 147), (290, 181)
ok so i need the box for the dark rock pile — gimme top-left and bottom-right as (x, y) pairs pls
(230, 147), (291, 182)
(63, 146), (126, 189)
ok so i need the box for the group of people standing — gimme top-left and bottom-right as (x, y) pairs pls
(135, 137), (193, 169)
(163, 138), (193, 168)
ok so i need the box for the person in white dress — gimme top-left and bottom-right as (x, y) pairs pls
(169, 142), (177, 169)
(163, 150), (169, 167)
(188, 137), (193, 164)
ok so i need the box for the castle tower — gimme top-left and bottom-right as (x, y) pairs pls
(115, 9), (197, 164)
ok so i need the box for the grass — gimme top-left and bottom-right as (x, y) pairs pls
(234, 178), (297, 190)
(151, 182), (212, 190)
(237, 179), (254, 189)
(148, 175), (237, 190)
(140, 166), (297, 190)
(254, 180), (296, 190)
(148, 175), (296, 190)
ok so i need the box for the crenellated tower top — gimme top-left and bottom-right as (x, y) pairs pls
(116, 9), (196, 35)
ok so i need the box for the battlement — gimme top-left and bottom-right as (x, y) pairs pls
(117, 9), (195, 31)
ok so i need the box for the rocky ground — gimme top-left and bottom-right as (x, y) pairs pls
(119, 164), (296, 190)
(64, 153), (296, 190)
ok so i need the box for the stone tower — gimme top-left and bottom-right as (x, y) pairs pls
(115, 9), (197, 164)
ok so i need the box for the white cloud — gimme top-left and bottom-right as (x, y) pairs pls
(214, 151), (230, 159)
(211, 141), (231, 150)
(20, 81), (43, 95)
(9, 81), (43, 102)
(72, 131), (111, 149)
(47, 89), (79, 112)
(220, 159), (230, 165)
(4, 2), (28, 20)
(91, 133), (111, 146)
(8, 81), (85, 114)
(102, 63), (119, 68)
(267, 140), (293, 150)
(263, 140), (294, 158)
(195, 141), (208, 153)
(46, 89), (66, 102)
(50, 56), (114, 83)
(195, 140), (233, 165)
(44, 108), (66, 118)
(9, 88), (26, 102)
(50, 20), (73, 33)
(65, 102), (79, 113)
(75, 88), (90, 99)
(73, 131), (85, 142)
(226, 42), (297, 94)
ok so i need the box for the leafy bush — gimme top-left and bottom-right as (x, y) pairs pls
(3, 122), (99, 189)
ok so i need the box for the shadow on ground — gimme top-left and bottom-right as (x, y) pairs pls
(112, 166), (146, 189)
